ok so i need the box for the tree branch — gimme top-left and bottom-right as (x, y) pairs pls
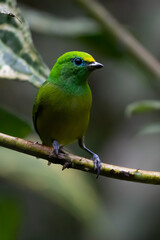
(75, 0), (160, 78)
(0, 132), (160, 184)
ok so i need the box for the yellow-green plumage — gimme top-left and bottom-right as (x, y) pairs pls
(33, 51), (103, 175)
(33, 80), (92, 146)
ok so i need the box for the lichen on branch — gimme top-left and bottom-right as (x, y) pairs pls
(0, 132), (160, 184)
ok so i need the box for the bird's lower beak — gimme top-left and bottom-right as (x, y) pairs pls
(87, 61), (104, 70)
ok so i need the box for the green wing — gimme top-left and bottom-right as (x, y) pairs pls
(32, 81), (48, 135)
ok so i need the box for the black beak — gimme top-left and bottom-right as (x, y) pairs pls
(88, 61), (104, 70)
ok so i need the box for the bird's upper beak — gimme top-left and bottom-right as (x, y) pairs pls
(87, 61), (104, 70)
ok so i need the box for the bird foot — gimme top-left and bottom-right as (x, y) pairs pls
(48, 140), (64, 165)
(49, 140), (61, 157)
(52, 140), (60, 156)
(92, 154), (102, 178)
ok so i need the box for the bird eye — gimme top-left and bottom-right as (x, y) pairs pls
(74, 57), (82, 66)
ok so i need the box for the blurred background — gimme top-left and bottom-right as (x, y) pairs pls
(0, 0), (160, 239)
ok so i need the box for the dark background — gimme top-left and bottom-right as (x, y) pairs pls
(0, 0), (160, 239)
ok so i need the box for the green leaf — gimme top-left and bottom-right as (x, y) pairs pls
(21, 5), (125, 59)
(21, 5), (100, 37)
(0, 106), (32, 137)
(138, 123), (160, 135)
(0, 8), (22, 23)
(0, 0), (49, 88)
(0, 196), (22, 240)
(126, 100), (160, 117)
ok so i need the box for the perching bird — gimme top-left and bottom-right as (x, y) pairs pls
(33, 51), (103, 176)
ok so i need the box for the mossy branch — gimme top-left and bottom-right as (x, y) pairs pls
(75, 0), (160, 78)
(0, 132), (160, 184)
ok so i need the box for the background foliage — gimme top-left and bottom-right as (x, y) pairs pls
(1, 0), (160, 239)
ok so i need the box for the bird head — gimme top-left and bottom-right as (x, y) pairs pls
(48, 51), (103, 87)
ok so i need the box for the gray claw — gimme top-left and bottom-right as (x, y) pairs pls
(52, 140), (60, 156)
(92, 154), (102, 178)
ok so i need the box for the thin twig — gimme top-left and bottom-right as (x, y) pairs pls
(75, 0), (160, 78)
(0, 132), (160, 184)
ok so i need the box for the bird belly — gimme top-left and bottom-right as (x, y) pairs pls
(36, 94), (91, 146)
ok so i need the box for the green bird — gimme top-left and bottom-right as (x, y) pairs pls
(33, 51), (103, 176)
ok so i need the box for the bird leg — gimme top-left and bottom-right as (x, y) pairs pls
(48, 140), (71, 169)
(48, 140), (60, 165)
(78, 138), (102, 178)
(52, 140), (60, 156)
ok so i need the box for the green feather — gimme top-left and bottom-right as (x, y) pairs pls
(33, 51), (99, 146)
